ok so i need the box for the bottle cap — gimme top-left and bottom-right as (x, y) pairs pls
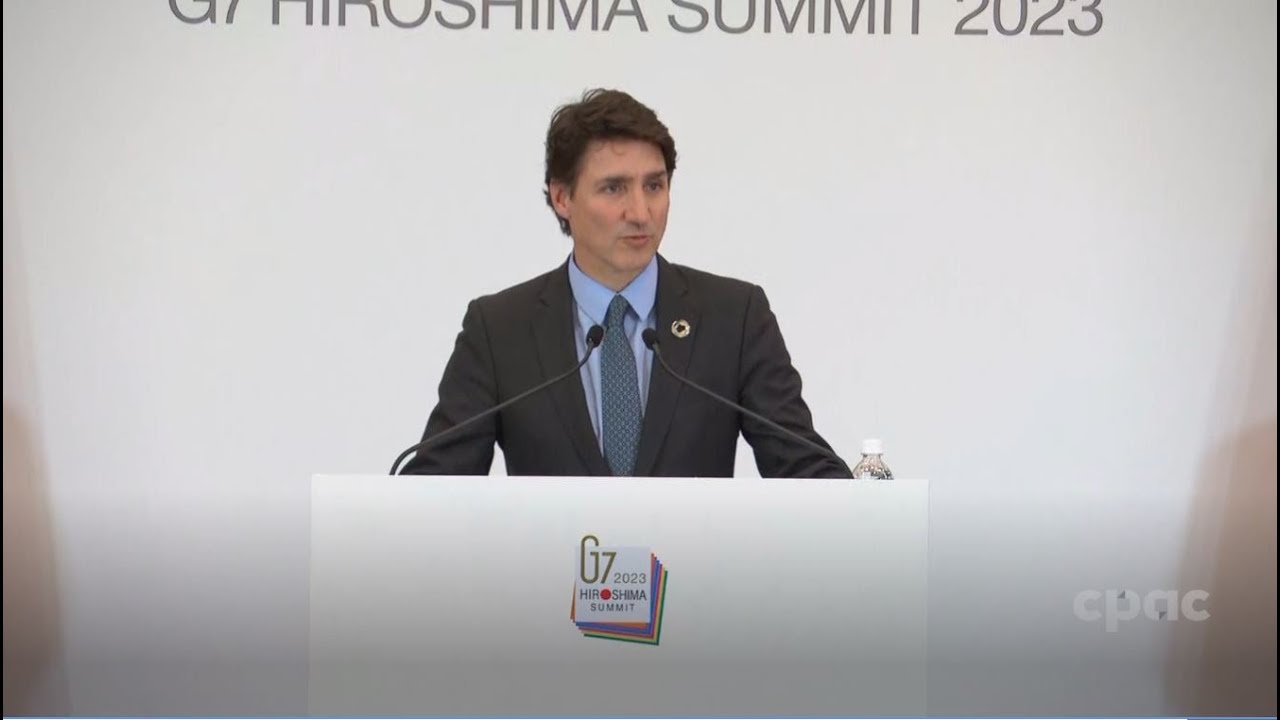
(862, 438), (883, 455)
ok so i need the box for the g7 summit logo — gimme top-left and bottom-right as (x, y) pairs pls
(570, 534), (668, 644)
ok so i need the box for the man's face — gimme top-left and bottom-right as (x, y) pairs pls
(550, 138), (670, 291)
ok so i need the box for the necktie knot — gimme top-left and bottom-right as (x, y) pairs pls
(605, 294), (630, 330)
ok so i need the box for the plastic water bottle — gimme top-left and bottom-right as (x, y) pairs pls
(851, 438), (893, 480)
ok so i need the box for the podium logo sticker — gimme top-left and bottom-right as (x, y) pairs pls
(570, 534), (668, 645)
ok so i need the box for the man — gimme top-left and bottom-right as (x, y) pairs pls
(402, 89), (849, 478)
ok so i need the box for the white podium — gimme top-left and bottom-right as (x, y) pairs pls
(308, 475), (928, 716)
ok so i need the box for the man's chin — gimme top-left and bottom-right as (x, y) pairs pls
(615, 248), (656, 272)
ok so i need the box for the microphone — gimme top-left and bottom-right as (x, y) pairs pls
(390, 325), (605, 475)
(641, 328), (854, 478)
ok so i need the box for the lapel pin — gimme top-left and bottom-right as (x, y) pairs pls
(671, 319), (691, 339)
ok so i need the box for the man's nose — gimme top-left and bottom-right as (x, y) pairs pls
(622, 187), (651, 225)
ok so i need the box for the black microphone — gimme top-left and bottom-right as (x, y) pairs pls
(641, 328), (854, 478)
(390, 325), (605, 475)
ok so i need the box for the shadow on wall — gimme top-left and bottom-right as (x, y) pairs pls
(1165, 212), (1278, 715)
(3, 109), (72, 715)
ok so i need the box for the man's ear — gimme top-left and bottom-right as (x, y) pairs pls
(548, 181), (572, 220)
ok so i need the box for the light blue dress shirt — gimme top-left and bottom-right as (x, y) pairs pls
(567, 253), (658, 452)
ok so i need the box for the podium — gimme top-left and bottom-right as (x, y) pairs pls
(308, 475), (929, 716)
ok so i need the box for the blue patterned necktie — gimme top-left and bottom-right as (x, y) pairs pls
(601, 294), (642, 476)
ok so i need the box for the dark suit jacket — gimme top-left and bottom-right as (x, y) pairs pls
(402, 255), (850, 478)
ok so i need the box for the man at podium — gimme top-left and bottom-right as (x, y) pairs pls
(402, 89), (849, 479)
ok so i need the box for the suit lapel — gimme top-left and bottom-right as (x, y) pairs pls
(634, 256), (700, 476)
(534, 264), (612, 477)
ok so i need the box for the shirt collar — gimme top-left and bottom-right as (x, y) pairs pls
(567, 253), (658, 325)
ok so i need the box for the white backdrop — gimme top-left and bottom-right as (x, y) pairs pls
(3, 0), (1276, 715)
